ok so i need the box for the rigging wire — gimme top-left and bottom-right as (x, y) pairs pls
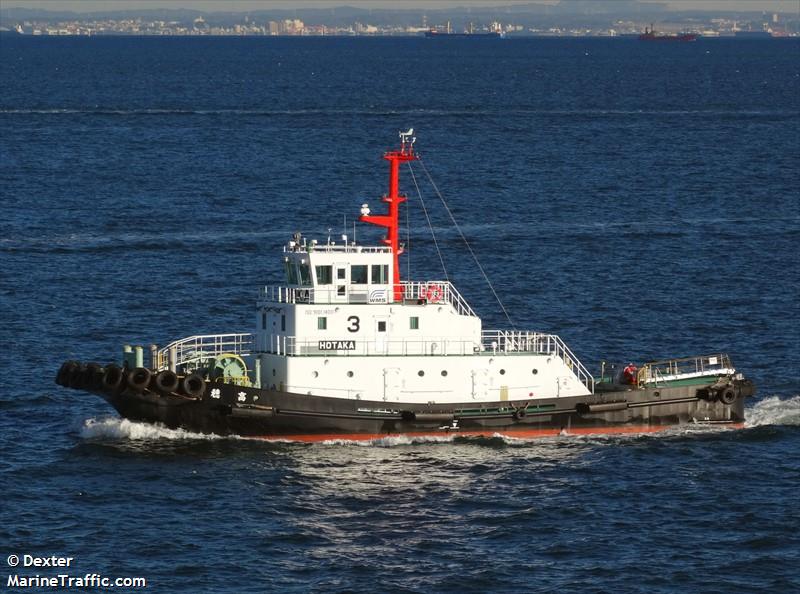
(407, 162), (450, 284)
(418, 159), (516, 329)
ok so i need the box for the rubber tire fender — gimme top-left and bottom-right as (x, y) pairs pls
(180, 373), (206, 398)
(68, 364), (87, 389)
(101, 364), (125, 393)
(83, 363), (104, 390)
(56, 361), (77, 386)
(127, 367), (152, 392)
(719, 388), (736, 406)
(152, 370), (179, 394)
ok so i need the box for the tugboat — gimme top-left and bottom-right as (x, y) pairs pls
(56, 131), (754, 441)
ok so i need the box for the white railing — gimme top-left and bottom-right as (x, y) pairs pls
(261, 329), (593, 391)
(638, 353), (734, 387)
(258, 280), (476, 317)
(156, 333), (254, 372)
(266, 334), (480, 357)
(401, 281), (477, 317)
(258, 285), (383, 305)
(481, 330), (595, 392)
(287, 244), (392, 254)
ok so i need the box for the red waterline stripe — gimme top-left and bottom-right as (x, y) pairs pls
(253, 423), (745, 443)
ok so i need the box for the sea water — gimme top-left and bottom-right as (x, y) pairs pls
(1, 36), (798, 593)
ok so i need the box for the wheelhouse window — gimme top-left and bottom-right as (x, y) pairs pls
(285, 260), (299, 285)
(298, 263), (312, 286)
(351, 265), (368, 285)
(317, 317), (327, 330)
(315, 265), (333, 285)
(371, 264), (389, 284)
(410, 316), (419, 330)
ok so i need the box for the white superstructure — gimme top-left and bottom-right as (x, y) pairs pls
(254, 237), (593, 404)
(158, 130), (595, 405)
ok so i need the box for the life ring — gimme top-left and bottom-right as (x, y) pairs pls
(425, 283), (444, 303)
(719, 388), (736, 405)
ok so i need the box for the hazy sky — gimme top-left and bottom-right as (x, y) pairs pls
(6, 1), (800, 13)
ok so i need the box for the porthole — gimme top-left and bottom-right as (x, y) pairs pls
(532, 369), (538, 375)
(441, 370), (448, 377)
(500, 369), (506, 375)
(418, 370), (425, 377)
(347, 371), (354, 378)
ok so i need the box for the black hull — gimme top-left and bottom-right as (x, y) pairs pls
(59, 363), (754, 441)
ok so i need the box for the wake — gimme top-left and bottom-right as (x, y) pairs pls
(744, 395), (800, 428)
(80, 416), (230, 441)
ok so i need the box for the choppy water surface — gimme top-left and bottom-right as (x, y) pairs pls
(1, 36), (799, 593)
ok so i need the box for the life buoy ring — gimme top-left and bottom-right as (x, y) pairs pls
(425, 283), (444, 303)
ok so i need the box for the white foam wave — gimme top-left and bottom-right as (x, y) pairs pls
(319, 434), (458, 447)
(79, 416), (228, 441)
(745, 395), (800, 428)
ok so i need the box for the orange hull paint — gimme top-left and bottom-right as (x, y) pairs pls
(254, 423), (745, 443)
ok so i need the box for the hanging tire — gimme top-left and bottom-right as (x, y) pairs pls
(68, 364), (87, 389)
(102, 364), (125, 393)
(719, 388), (736, 406)
(83, 363), (104, 390)
(56, 361), (77, 386)
(127, 367), (152, 392)
(180, 373), (205, 398)
(152, 370), (179, 394)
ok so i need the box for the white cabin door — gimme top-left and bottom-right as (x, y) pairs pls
(333, 263), (348, 303)
(374, 317), (388, 354)
(471, 368), (488, 399)
(383, 367), (401, 401)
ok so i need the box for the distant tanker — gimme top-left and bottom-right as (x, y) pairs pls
(639, 24), (697, 42)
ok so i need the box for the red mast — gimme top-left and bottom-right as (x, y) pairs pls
(359, 129), (418, 301)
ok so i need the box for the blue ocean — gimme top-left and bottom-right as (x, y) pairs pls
(1, 35), (799, 593)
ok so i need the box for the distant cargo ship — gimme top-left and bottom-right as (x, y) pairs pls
(639, 25), (697, 42)
(424, 21), (503, 38)
(424, 30), (502, 38)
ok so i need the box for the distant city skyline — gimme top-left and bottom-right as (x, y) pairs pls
(6, 0), (800, 14)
